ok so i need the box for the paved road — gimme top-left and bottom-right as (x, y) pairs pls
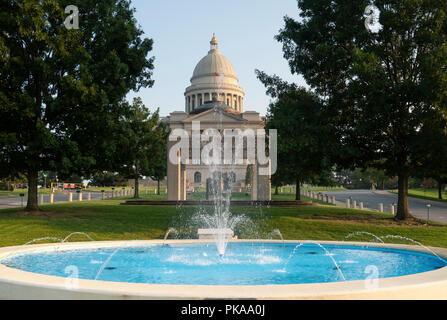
(321, 190), (447, 223)
(0, 191), (106, 209)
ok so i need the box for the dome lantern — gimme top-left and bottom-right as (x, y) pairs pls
(210, 33), (218, 52)
(184, 34), (245, 114)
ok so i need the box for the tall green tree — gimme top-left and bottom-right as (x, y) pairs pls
(0, 0), (154, 210)
(117, 97), (167, 199)
(416, 115), (447, 199)
(275, 0), (447, 219)
(257, 72), (337, 200)
(90, 171), (127, 187)
(149, 130), (169, 196)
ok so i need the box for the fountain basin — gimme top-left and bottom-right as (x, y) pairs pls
(0, 240), (447, 299)
(197, 228), (235, 240)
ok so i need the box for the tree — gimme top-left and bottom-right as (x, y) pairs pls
(309, 169), (338, 188)
(117, 97), (167, 198)
(417, 115), (447, 199)
(245, 164), (252, 187)
(149, 128), (169, 195)
(275, 0), (447, 219)
(90, 171), (126, 187)
(0, 0), (154, 211)
(257, 72), (337, 200)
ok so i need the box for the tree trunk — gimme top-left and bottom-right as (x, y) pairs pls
(134, 175), (140, 198)
(157, 180), (160, 195)
(26, 169), (39, 211)
(437, 179), (443, 200)
(275, 185), (279, 195)
(395, 173), (411, 220)
(295, 179), (301, 201)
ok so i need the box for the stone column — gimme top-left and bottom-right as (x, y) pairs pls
(257, 160), (271, 201)
(50, 193), (54, 204)
(251, 163), (258, 201)
(68, 193), (72, 202)
(78, 192), (82, 202)
(180, 163), (186, 201)
(167, 140), (179, 201)
(167, 144), (186, 201)
(87, 193), (91, 201)
(379, 203), (383, 212)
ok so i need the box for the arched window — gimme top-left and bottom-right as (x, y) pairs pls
(194, 172), (202, 183)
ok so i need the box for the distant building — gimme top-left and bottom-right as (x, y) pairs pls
(166, 34), (270, 201)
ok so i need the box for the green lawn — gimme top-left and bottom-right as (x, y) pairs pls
(87, 185), (166, 193)
(0, 186), (167, 198)
(390, 188), (447, 203)
(0, 188), (53, 198)
(0, 199), (446, 249)
(120, 190), (333, 206)
(302, 186), (346, 192)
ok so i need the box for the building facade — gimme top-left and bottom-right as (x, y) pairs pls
(166, 34), (270, 201)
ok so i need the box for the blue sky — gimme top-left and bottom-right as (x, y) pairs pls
(126, 0), (306, 116)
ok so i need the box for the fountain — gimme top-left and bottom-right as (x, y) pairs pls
(0, 147), (447, 298)
(186, 161), (253, 256)
(344, 232), (447, 264)
(163, 228), (178, 242)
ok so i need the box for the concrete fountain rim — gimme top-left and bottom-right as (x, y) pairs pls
(0, 239), (447, 300)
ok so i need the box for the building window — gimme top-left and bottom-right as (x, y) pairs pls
(229, 172), (236, 183)
(194, 172), (202, 183)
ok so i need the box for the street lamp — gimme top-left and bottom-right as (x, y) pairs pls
(426, 204), (431, 224)
(42, 172), (47, 189)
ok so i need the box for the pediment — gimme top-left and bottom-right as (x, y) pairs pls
(183, 109), (246, 124)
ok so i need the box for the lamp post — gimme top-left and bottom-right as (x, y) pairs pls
(42, 172), (47, 189)
(20, 193), (25, 207)
(426, 204), (431, 224)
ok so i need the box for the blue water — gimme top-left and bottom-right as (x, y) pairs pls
(1, 243), (445, 285)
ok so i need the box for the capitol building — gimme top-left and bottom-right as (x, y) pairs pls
(166, 34), (270, 201)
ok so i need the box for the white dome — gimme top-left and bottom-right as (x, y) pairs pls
(185, 34), (245, 114)
(191, 50), (238, 83)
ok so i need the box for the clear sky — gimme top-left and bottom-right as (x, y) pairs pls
(126, 0), (306, 116)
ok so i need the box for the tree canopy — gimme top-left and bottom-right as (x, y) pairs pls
(0, 0), (154, 210)
(257, 71), (337, 200)
(271, 0), (447, 219)
(116, 97), (168, 198)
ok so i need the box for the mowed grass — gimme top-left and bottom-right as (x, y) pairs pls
(0, 199), (446, 248)
(390, 188), (447, 203)
(0, 188), (52, 198)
